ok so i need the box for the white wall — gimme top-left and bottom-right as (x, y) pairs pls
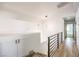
(75, 7), (79, 51)
(0, 10), (46, 56)
(0, 11), (40, 34)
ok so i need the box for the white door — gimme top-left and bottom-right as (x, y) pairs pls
(0, 39), (17, 57)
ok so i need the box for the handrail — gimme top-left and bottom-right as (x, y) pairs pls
(48, 32), (63, 57)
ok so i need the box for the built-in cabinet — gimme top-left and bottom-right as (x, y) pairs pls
(0, 33), (40, 57)
(0, 38), (26, 57)
(0, 39), (17, 57)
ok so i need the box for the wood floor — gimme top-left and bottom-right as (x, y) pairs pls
(53, 43), (64, 57)
(27, 38), (79, 57)
(53, 38), (79, 57)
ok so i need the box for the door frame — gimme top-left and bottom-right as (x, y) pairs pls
(64, 19), (76, 41)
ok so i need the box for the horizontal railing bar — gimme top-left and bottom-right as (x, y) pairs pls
(50, 38), (57, 44)
(50, 46), (57, 53)
(48, 33), (58, 38)
(50, 44), (57, 51)
(50, 49), (58, 56)
(50, 43), (57, 49)
(50, 47), (57, 53)
(50, 40), (57, 47)
(48, 32), (62, 38)
(50, 36), (57, 41)
(49, 35), (57, 40)
(48, 32), (63, 57)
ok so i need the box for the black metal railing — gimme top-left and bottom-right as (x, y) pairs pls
(48, 32), (63, 57)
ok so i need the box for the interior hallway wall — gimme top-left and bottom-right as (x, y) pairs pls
(76, 7), (79, 51)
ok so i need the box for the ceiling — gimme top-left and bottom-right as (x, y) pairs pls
(0, 2), (79, 22)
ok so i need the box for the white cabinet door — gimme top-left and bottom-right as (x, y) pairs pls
(0, 39), (17, 57)
(17, 39), (24, 57)
(17, 39), (28, 57)
(17, 38), (29, 57)
(0, 39), (26, 57)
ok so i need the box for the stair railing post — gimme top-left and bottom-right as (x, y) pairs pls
(57, 34), (59, 49)
(61, 32), (63, 43)
(48, 37), (50, 57)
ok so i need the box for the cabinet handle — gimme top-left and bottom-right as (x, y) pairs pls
(15, 39), (20, 44)
(15, 40), (17, 44)
(18, 39), (20, 43)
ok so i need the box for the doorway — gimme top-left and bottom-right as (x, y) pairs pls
(64, 18), (76, 40)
